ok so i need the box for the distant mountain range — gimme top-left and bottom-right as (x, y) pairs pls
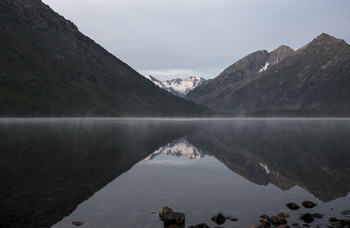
(0, 0), (210, 117)
(143, 75), (206, 97)
(186, 33), (350, 116)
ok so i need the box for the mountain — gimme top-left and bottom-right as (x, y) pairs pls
(186, 34), (350, 116)
(186, 120), (350, 202)
(143, 75), (206, 97)
(144, 138), (205, 160)
(0, 0), (210, 117)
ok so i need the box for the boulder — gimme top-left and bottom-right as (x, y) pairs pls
(270, 216), (287, 225)
(299, 213), (314, 223)
(159, 206), (185, 226)
(286, 202), (300, 210)
(302, 201), (317, 208)
(211, 212), (226, 225)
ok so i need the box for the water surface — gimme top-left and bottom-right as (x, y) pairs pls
(1, 118), (350, 227)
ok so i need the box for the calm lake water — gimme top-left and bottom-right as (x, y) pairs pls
(1, 118), (350, 228)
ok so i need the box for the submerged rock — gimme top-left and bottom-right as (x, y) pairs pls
(211, 212), (226, 225)
(329, 217), (338, 222)
(300, 213), (314, 223)
(72, 221), (84, 226)
(278, 212), (290, 218)
(248, 224), (268, 228)
(302, 201), (317, 209)
(339, 219), (350, 226)
(226, 216), (239, 221)
(286, 202), (300, 210)
(277, 225), (290, 228)
(270, 216), (287, 225)
(188, 223), (210, 228)
(312, 213), (324, 219)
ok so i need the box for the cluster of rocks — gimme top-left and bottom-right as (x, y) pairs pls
(158, 202), (350, 228)
(158, 207), (238, 228)
(249, 201), (350, 228)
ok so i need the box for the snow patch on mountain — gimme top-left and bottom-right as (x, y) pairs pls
(144, 138), (205, 160)
(259, 162), (271, 174)
(143, 74), (206, 97)
(259, 61), (270, 73)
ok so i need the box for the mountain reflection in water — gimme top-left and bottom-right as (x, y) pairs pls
(1, 118), (350, 227)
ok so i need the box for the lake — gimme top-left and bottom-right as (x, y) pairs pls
(1, 118), (350, 228)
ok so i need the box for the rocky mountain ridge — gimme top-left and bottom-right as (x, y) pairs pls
(186, 33), (350, 116)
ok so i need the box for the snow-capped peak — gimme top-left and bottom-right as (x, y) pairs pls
(143, 74), (206, 97)
(144, 138), (205, 160)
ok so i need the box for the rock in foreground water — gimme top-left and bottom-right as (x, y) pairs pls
(286, 202), (300, 210)
(159, 206), (185, 227)
(72, 221), (84, 226)
(302, 201), (317, 208)
(211, 212), (226, 225)
(299, 213), (314, 223)
(188, 223), (210, 228)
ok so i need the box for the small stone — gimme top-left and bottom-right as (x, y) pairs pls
(278, 212), (290, 218)
(339, 219), (350, 226)
(271, 216), (287, 225)
(211, 212), (226, 225)
(72, 221), (84, 226)
(312, 213), (324, 219)
(277, 225), (291, 228)
(188, 223), (210, 228)
(226, 216), (239, 221)
(248, 224), (265, 228)
(286, 202), (300, 210)
(329, 217), (338, 222)
(300, 213), (314, 223)
(165, 225), (184, 228)
(291, 222), (299, 226)
(258, 215), (270, 223)
(302, 201), (317, 209)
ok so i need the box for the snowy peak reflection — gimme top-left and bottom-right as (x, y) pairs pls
(144, 138), (205, 160)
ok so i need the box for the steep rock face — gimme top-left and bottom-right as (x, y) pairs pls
(186, 33), (350, 115)
(0, 0), (209, 116)
(186, 46), (295, 111)
(143, 75), (206, 97)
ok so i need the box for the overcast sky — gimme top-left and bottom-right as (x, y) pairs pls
(42, 0), (350, 81)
